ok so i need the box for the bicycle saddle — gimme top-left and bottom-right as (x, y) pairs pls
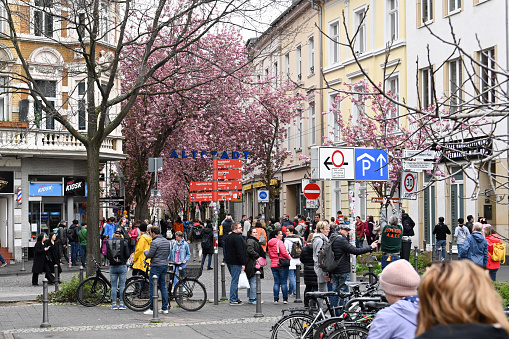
(305, 291), (338, 298)
(364, 301), (390, 310)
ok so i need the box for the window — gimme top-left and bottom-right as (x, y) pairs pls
(385, 76), (399, 125)
(329, 21), (340, 64)
(352, 83), (365, 124)
(448, 0), (461, 13)
(34, 0), (53, 37)
(287, 126), (291, 150)
(0, 77), (8, 121)
(0, 2), (7, 34)
(77, 12), (86, 38)
(309, 103), (316, 145)
(284, 53), (290, 80)
(387, 0), (398, 41)
(354, 8), (367, 54)
(308, 37), (314, 75)
(296, 110), (303, 150)
(101, 2), (109, 42)
(77, 81), (86, 130)
(421, 68), (434, 109)
(296, 45), (302, 81)
(265, 67), (269, 79)
(34, 80), (56, 130)
(421, 0), (433, 24)
(449, 59), (463, 113)
(480, 48), (496, 104)
(273, 61), (278, 85)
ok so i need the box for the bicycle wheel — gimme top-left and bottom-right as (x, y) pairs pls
(174, 278), (207, 311)
(76, 277), (108, 307)
(123, 277), (151, 311)
(326, 326), (369, 339)
(271, 313), (315, 339)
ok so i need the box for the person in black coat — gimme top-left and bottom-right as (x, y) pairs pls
(201, 221), (214, 270)
(44, 232), (62, 279)
(32, 233), (55, 285)
(300, 243), (317, 308)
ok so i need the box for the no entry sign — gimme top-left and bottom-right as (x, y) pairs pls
(303, 183), (321, 200)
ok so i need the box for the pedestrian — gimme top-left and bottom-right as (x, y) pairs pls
(433, 217), (451, 261)
(367, 259), (420, 339)
(168, 231), (190, 287)
(458, 222), (488, 268)
(284, 226), (303, 298)
(44, 232), (62, 279)
(245, 227), (264, 304)
(484, 226), (502, 281)
(32, 233), (55, 285)
(0, 252), (7, 267)
(77, 223), (87, 267)
(312, 221), (330, 300)
(465, 214), (474, 234)
(328, 224), (377, 309)
(365, 216), (375, 245)
(200, 221), (214, 270)
(143, 226), (171, 314)
(268, 229), (291, 304)
(415, 260), (509, 339)
(188, 219), (203, 262)
(454, 218), (470, 255)
(300, 242), (317, 308)
(380, 198), (403, 269)
(355, 216), (366, 248)
(67, 219), (81, 266)
(160, 218), (168, 239)
(101, 235), (109, 266)
(336, 211), (345, 225)
(173, 217), (184, 235)
(241, 215), (251, 237)
(56, 220), (69, 263)
(106, 230), (129, 310)
(132, 222), (152, 277)
(127, 221), (139, 255)
(254, 221), (268, 252)
(401, 209), (416, 260)
(101, 217), (116, 241)
(224, 222), (246, 306)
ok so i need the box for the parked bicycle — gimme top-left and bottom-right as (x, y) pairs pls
(123, 261), (207, 312)
(75, 257), (137, 307)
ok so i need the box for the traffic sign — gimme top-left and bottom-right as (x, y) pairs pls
(403, 161), (433, 171)
(304, 183), (321, 199)
(190, 181), (242, 191)
(258, 189), (269, 202)
(311, 147), (355, 180)
(213, 159), (242, 169)
(306, 199), (319, 209)
(190, 181), (213, 191)
(401, 171), (418, 200)
(148, 158), (163, 172)
(190, 192), (214, 202)
(404, 150), (436, 159)
(216, 191), (242, 201)
(354, 148), (389, 181)
(213, 170), (242, 180)
(151, 189), (161, 197)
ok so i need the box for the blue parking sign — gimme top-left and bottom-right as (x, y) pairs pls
(354, 149), (389, 181)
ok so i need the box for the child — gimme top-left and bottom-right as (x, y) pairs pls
(101, 235), (109, 266)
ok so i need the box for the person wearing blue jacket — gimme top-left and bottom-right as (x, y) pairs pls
(367, 259), (421, 339)
(168, 231), (191, 287)
(458, 223), (489, 268)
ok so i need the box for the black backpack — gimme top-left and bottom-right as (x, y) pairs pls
(107, 239), (123, 263)
(290, 240), (303, 258)
(316, 235), (344, 272)
(192, 225), (203, 239)
(201, 232), (212, 249)
(67, 226), (78, 242)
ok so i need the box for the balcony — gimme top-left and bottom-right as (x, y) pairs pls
(0, 124), (125, 160)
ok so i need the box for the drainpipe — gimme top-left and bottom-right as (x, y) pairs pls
(310, 0), (325, 218)
(506, 0), (509, 231)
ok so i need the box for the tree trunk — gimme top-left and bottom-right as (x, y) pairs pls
(86, 143), (101, 277)
(134, 191), (151, 221)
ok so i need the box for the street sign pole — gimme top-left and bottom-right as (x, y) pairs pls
(212, 154), (219, 306)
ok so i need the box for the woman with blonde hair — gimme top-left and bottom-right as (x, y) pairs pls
(312, 221), (330, 296)
(416, 260), (509, 338)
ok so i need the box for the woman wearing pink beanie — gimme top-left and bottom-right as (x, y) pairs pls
(367, 259), (420, 339)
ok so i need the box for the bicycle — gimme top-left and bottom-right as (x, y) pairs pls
(123, 261), (207, 312)
(75, 257), (137, 307)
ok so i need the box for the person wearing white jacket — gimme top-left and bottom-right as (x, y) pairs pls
(284, 226), (303, 297)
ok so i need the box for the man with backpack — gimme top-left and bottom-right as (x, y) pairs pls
(188, 219), (204, 262)
(458, 223), (488, 268)
(106, 229), (130, 310)
(400, 209), (415, 261)
(68, 220), (81, 266)
(327, 224), (378, 308)
(78, 222), (87, 267)
(454, 218), (470, 255)
(284, 226), (303, 297)
(200, 222), (214, 270)
(55, 220), (69, 263)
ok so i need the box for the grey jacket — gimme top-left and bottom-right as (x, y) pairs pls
(144, 235), (171, 267)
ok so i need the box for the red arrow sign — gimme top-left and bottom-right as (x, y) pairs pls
(190, 192), (214, 202)
(189, 191), (243, 202)
(216, 191), (242, 201)
(213, 170), (242, 180)
(190, 182), (213, 191)
(213, 159), (242, 169)
(303, 183), (321, 199)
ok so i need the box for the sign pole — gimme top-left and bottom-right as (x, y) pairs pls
(212, 155), (219, 306)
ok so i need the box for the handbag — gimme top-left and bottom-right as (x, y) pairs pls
(238, 271), (250, 289)
(259, 231), (267, 245)
(127, 252), (134, 266)
(277, 241), (290, 267)
(255, 257), (267, 269)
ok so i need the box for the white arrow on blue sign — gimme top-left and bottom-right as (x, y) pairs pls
(354, 149), (389, 181)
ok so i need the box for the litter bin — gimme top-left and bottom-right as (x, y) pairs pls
(401, 237), (412, 261)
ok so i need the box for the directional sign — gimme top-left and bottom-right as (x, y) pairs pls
(213, 170), (242, 180)
(213, 159), (242, 169)
(151, 189), (161, 197)
(306, 199), (319, 209)
(401, 171), (418, 200)
(354, 149), (389, 181)
(403, 161), (433, 172)
(190, 192), (214, 202)
(304, 183), (321, 199)
(311, 147), (355, 180)
(258, 189), (269, 203)
(371, 197), (400, 203)
(190, 181), (213, 191)
(190, 180), (242, 191)
(404, 150), (436, 159)
(216, 191), (242, 201)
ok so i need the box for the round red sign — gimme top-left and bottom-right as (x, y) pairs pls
(304, 183), (321, 199)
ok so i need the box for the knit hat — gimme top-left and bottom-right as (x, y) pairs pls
(379, 259), (420, 297)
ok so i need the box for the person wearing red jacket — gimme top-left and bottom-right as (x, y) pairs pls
(267, 230), (291, 304)
(355, 216), (366, 248)
(485, 226), (502, 281)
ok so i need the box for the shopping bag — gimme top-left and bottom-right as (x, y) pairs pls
(238, 271), (250, 289)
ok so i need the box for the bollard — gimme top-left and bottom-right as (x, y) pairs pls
(177, 267), (183, 295)
(68, 243), (72, 269)
(21, 248), (26, 271)
(79, 266), (84, 283)
(151, 275), (160, 322)
(254, 271), (264, 318)
(294, 265), (302, 303)
(449, 241), (453, 261)
(54, 264), (59, 292)
(40, 279), (51, 328)
(221, 262), (226, 300)
(423, 240), (427, 252)
(414, 246), (419, 272)
(432, 244), (435, 261)
(213, 251), (219, 305)
(368, 264), (374, 285)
